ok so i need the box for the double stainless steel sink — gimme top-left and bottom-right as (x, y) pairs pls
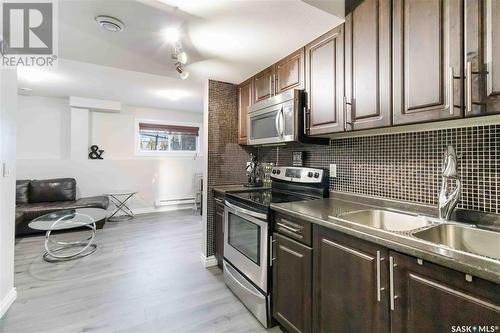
(337, 209), (500, 261)
(413, 224), (500, 261)
(337, 209), (433, 232)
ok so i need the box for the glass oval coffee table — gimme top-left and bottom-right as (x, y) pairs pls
(29, 208), (107, 263)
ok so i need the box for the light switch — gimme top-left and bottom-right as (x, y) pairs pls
(329, 164), (337, 178)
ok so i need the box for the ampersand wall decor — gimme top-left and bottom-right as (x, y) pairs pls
(89, 145), (104, 159)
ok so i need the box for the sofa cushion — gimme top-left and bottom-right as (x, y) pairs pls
(16, 196), (109, 223)
(29, 178), (76, 203)
(16, 179), (31, 204)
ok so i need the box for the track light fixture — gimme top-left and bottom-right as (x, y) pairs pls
(175, 62), (189, 80)
(172, 50), (187, 65)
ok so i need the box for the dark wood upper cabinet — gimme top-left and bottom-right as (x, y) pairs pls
(313, 226), (389, 333)
(345, 0), (391, 130)
(390, 251), (500, 332)
(214, 198), (225, 269)
(464, 0), (500, 116)
(305, 25), (345, 136)
(275, 48), (305, 95)
(238, 79), (252, 145)
(393, 0), (462, 125)
(253, 66), (274, 103)
(272, 233), (312, 333)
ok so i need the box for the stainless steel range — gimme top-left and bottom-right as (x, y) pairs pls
(223, 166), (329, 327)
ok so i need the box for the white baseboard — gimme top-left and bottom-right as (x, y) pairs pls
(0, 287), (17, 318)
(111, 204), (197, 217)
(200, 253), (218, 268)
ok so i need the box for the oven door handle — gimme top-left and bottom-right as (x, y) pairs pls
(225, 200), (268, 220)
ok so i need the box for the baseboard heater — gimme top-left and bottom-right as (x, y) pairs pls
(155, 197), (196, 207)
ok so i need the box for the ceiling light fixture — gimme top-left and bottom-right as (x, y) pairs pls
(17, 67), (60, 83)
(172, 50), (187, 65)
(163, 27), (180, 43)
(175, 62), (189, 80)
(157, 89), (190, 101)
(19, 87), (33, 94)
(95, 15), (124, 32)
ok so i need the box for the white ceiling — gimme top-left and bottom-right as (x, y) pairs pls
(18, 59), (205, 112)
(19, 0), (344, 111)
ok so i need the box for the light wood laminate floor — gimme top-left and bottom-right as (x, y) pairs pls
(0, 210), (281, 333)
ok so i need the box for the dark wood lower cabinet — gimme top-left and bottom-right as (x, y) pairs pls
(312, 226), (389, 333)
(272, 233), (312, 333)
(214, 199), (225, 269)
(390, 251), (500, 333)
(270, 216), (500, 333)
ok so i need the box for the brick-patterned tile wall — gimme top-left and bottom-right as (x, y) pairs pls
(258, 125), (499, 214)
(207, 80), (256, 256)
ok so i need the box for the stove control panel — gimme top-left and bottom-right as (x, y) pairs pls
(271, 166), (327, 183)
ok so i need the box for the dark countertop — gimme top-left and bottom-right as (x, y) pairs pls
(271, 194), (500, 284)
(212, 184), (269, 194)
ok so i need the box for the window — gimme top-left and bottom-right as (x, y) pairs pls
(138, 122), (199, 153)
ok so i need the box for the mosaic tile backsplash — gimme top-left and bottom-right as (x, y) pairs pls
(258, 125), (499, 214)
(206, 80), (256, 257)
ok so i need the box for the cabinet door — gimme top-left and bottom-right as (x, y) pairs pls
(305, 25), (345, 136)
(345, 0), (391, 130)
(390, 251), (500, 332)
(253, 66), (275, 103)
(276, 48), (305, 95)
(464, 0), (500, 116)
(272, 233), (312, 333)
(238, 79), (252, 145)
(393, 0), (462, 125)
(313, 226), (389, 333)
(214, 201), (225, 269)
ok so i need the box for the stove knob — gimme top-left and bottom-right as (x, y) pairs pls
(272, 169), (277, 174)
(276, 170), (281, 175)
(314, 172), (320, 178)
(307, 172), (313, 178)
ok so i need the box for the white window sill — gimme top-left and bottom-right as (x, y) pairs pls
(135, 151), (201, 158)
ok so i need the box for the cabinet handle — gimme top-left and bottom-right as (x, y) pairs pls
(344, 96), (353, 130)
(466, 61), (472, 113)
(376, 251), (385, 302)
(389, 256), (398, 311)
(448, 66), (455, 115)
(276, 222), (302, 234)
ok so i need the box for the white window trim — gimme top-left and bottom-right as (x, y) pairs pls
(134, 118), (202, 157)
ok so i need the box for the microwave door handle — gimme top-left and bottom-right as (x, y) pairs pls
(280, 106), (284, 137)
(275, 109), (281, 137)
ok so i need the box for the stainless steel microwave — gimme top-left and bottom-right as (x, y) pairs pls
(247, 89), (328, 146)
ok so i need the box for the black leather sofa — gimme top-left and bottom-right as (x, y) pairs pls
(15, 178), (109, 236)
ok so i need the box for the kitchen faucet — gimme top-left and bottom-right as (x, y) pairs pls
(438, 145), (461, 220)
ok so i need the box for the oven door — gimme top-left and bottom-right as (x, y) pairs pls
(224, 201), (268, 292)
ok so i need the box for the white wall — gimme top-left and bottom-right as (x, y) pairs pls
(16, 96), (204, 213)
(0, 70), (18, 318)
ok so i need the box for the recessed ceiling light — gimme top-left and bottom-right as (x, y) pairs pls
(95, 15), (124, 32)
(17, 67), (61, 83)
(19, 87), (33, 94)
(156, 89), (190, 101)
(163, 27), (180, 43)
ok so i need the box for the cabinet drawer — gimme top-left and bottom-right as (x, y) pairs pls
(274, 213), (311, 246)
